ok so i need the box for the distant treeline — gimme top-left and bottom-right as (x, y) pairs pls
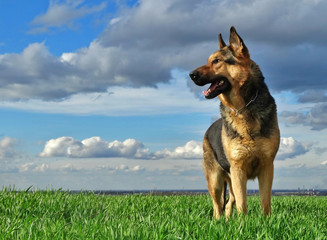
(66, 189), (327, 196)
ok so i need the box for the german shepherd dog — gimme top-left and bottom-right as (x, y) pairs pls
(189, 27), (280, 218)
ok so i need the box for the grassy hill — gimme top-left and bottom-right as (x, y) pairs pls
(0, 189), (326, 239)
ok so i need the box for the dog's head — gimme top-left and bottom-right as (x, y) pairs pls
(189, 26), (252, 100)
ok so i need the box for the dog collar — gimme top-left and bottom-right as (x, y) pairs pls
(227, 90), (259, 116)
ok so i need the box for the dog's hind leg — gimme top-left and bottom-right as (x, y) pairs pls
(225, 178), (235, 219)
(206, 170), (225, 219)
(203, 137), (226, 219)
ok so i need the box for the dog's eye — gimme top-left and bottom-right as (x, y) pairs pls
(212, 58), (221, 64)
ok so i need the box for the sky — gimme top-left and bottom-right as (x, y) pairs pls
(0, 0), (327, 191)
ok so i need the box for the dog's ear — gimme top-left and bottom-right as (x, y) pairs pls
(218, 33), (226, 49)
(229, 26), (249, 58)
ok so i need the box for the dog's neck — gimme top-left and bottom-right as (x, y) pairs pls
(225, 90), (258, 116)
(218, 87), (258, 116)
(220, 90), (262, 140)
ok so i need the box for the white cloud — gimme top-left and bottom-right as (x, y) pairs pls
(107, 139), (151, 159)
(40, 136), (203, 160)
(289, 163), (306, 169)
(59, 163), (81, 172)
(276, 137), (310, 160)
(0, 137), (19, 160)
(19, 162), (50, 173)
(280, 103), (327, 130)
(113, 164), (145, 173)
(40, 136), (151, 159)
(19, 162), (37, 172)
(35, 163), (49, 172)
(30, 0), (106, 33)
(39, 136), (81, 157)
(130, 165), (145, 172)
(154, 140), (202, 159)
(16, 160), (146, 176)
(0, 42), (79, 100)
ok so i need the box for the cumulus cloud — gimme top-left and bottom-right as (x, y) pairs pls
(30, 0), (107, 33)
(280, 103), (327, 130)
(111, 164), (145, 173)
(276, 137), (310, 160)
(19, 162), (37, 172)
(35, 163), (50, 172)
(0, 137), (20, 160)
(40, 136), (151, 159)
(1, 0), (327, 101)
(16, 160), (146, 175)
(39, 136), (79, 157)
(40, 136), (203, 160)
(154, 140), (202, 159)
(0, 42), (113, 101)
(297, 90), (327, 103)
(19, 162), (50, 173)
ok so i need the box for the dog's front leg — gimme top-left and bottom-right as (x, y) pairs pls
(230, 167), (247, 214)
(258, 162), (274, 216)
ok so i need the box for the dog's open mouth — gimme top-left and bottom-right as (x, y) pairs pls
(203, 78), (230, 99)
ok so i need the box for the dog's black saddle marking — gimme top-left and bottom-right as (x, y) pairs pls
(205, 118), (230, 173)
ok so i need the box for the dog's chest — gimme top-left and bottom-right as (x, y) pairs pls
(221, 117), (272, 178)
(225, 136), (262, 178)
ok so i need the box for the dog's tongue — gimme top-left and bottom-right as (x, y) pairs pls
(203, 81), (220, 97)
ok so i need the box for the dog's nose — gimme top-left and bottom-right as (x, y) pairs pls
(189, 70), (199, 81)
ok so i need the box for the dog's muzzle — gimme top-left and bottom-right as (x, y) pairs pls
(189, 70), (206, 86)
(189, 70), (230, 99)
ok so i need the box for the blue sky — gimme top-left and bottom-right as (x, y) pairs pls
(1, 0), (327, 190)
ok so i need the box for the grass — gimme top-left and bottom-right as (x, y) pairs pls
(0, 188), (326, 239)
